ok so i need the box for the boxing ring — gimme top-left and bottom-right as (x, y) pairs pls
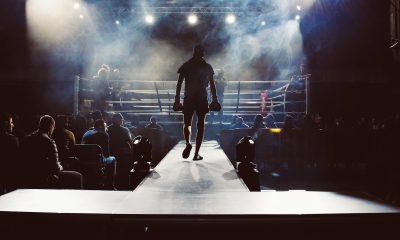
(73, 75), (309, 123)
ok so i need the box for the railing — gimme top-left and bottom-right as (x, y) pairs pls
(74, 76), (309, 118)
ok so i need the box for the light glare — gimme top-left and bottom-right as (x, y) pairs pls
(74, 3), (80, 9)
(145, 15), (155, 24)
(188, 14), (198, 25)
(225, 14), (236, 24)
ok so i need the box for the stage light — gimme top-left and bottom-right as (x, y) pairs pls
(225, 14), (236, 24)
(269, 128), (282, 134)
(295, 15), (301, 21)
(132, 135), (152, 169)
(73, 3), (80, 9)
(261, 21), (266, 26)
(236, 136), (255, 163)
(145, 15), (155, 24)
(79, 14), (84, 20)
(115, 20), (120, 25)
(297, 5), (302, 11)
(236, 136), (260, 191)
(188, 14), (198, 25)
(130, 135), (152, 189)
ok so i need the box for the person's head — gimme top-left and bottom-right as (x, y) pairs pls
(55, 115), (68, 130)
(94, 119), (106, 132)
(215, 69), (223, 77)
(87, 116), (94, 128)
(253, 114), (264, 126)
(150, 116), (157, 124)
(0, 113), (13, 133)
(112, 113), (124, 126)
(38, 115), (56, 136)
(101, 111), (111, 124)
(193, 44), (205, 58)
(91, 111), (103, 121)
(101, 64), (110, 71)
(98, 67), (109, 80)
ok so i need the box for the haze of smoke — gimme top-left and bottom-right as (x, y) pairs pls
(27, 0), (314, 83)
(210, 0), (305, 82)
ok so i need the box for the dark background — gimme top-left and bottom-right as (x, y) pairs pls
(0, 0), (398, 116)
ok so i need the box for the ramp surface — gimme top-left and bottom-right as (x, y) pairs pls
(135, 141), (249, 193)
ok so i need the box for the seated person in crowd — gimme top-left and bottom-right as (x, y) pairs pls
(145, 116), (163, 131)
(82, 119), (116, 189)
(20, 115), (82, 189)
(252, 114), (266, 130)
(53, 115), (76, 166)
(0, 113), (19, 192)
(107, 113), (132, 156)
(92, 110), (103, 121)
(107, 113), (132, 190)
(82, 119), (110, 156)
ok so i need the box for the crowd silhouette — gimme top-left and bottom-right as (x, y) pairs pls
(1, 111), (399, 205)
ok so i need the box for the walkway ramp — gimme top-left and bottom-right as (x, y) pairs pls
(135, 141), (249, 193)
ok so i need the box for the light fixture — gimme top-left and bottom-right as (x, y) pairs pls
(145, 15), (155, 24)
(225, 14), (236, 24)
(188, 14), (198, 25)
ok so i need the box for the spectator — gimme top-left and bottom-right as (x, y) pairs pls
(9, 114), (25, 143)
(251, 114), (266, 129)
(107, 113), (132, 190)
(145, 116), (163, 131)
(107, 113), (132, 156)
(0, 113), (19, 193)
(82, 119), (110, 156)
(20, 115), (82, 189)
(92, 110), (103, 122)
(53, 115), (76, 165)
(82, 119), (116, 189)
(86, 115), (95, 130)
